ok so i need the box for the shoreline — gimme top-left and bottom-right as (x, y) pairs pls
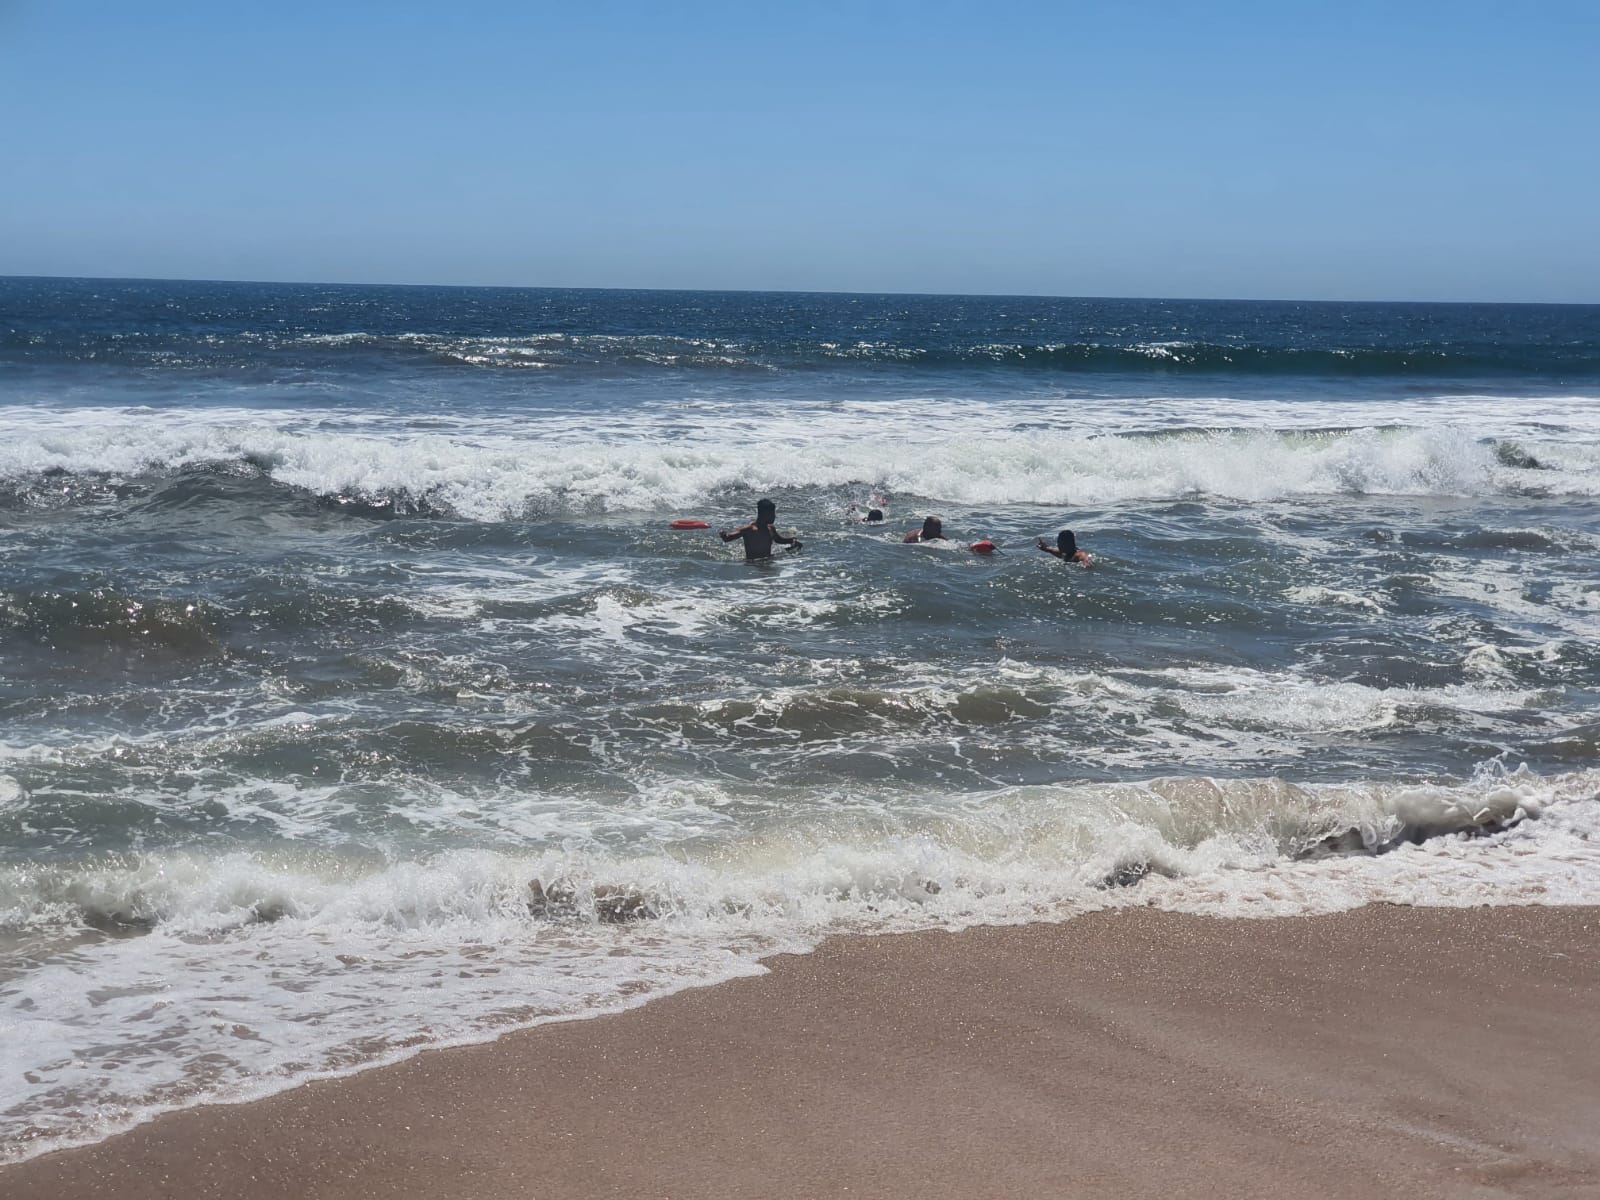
(5, 903), (1600, 1199)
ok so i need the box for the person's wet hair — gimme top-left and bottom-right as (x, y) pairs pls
(866, 508), (883, 522)
(756, 498), (776, 524)
(922, 515), (943, 539)
(1057, 529), (1077, 555)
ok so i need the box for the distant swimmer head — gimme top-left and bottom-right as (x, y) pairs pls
(922, 515), (944, 540)
(866, 508), (884, 523)
(1057, 529), (1078, 555)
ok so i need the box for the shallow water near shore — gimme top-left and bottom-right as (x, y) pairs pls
(3, 279), (1599, 1159)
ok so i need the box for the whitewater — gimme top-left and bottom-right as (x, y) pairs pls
(2, 279), (1598, 1161)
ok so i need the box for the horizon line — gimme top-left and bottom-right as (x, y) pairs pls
(3, 271), (1597, 309)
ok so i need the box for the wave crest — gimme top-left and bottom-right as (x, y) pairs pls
(1, 411), (1594, 518)
(2, 766), (1596, 1162)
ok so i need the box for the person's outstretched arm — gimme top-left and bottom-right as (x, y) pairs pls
(1037, 540), (1063, 558)
(776, 530), (803, 549)
(720, 523), (751, 542)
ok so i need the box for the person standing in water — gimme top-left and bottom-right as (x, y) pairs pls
(721, 498), (803, 559)
(904, 515), (947, 543)
(1038, 528), (1093, 568)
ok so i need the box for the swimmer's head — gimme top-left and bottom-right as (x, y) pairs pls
(866, 508), (884, 523)
(922, 515), (944, 539)
(756, 498), (776, 524)
(1057, 529), (1077, 555)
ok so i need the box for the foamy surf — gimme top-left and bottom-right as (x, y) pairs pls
(7, 281), (1600, 1167)
(2, 403), (1599, 518)
(2, 766), (1595, 1163)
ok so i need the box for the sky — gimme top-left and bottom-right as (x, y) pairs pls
(2, 1), (1597, 301)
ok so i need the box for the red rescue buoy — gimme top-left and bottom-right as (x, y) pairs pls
(670, 520), (711, 530)
(970, 540), (996, 555)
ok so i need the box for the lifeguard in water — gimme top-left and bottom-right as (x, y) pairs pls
(1038, 528), (1093, 568)
(721, 498), (803, 560)
(904, 515), (947, 543)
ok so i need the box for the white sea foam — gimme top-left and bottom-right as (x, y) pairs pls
(2, 766), (1596, 1162)
(1150, 781), (1600, 916)
(4, 384), (1599, 1161)
(2, 401), (1598, 516)
(1284, 585), (1386, 613)
(0, 655), (1559, 789)
(544, 591), (729, 644)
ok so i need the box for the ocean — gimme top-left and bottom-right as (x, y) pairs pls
(3, 277), (1599, 1159)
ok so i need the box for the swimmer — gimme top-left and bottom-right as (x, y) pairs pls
(720, 498), (803, 560)
(904, 515), (947, 544)
(847, 496), (888, 524)
(1038, 528), (1093, 568)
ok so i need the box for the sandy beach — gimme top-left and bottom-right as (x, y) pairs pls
(5, 903), (1598, 1200)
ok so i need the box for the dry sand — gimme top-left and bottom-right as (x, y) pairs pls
(5, 904), (1599, 1200)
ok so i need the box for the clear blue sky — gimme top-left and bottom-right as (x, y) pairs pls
(3, 1), (1596, 301)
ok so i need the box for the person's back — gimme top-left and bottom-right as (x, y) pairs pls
(738, 522), (777, 558)
(721, 499), (802, 560)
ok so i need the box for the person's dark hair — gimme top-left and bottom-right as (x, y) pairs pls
(866, 508), (883, 522)
(756, 498), (776, 525)
(922, 515), (943, 539)
(1056, 529), (1077, 556)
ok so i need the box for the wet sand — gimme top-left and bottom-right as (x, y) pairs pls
(6, 904), (1599, 1200)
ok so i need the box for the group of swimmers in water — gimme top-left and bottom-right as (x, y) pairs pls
(719, 498), (1093, 567)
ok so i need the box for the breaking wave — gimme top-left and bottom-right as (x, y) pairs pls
(2, 766), (1596, 1162)
(1, 412), (1596, 520)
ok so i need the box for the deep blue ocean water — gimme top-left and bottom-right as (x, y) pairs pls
(3, 277), (1599, 1157)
